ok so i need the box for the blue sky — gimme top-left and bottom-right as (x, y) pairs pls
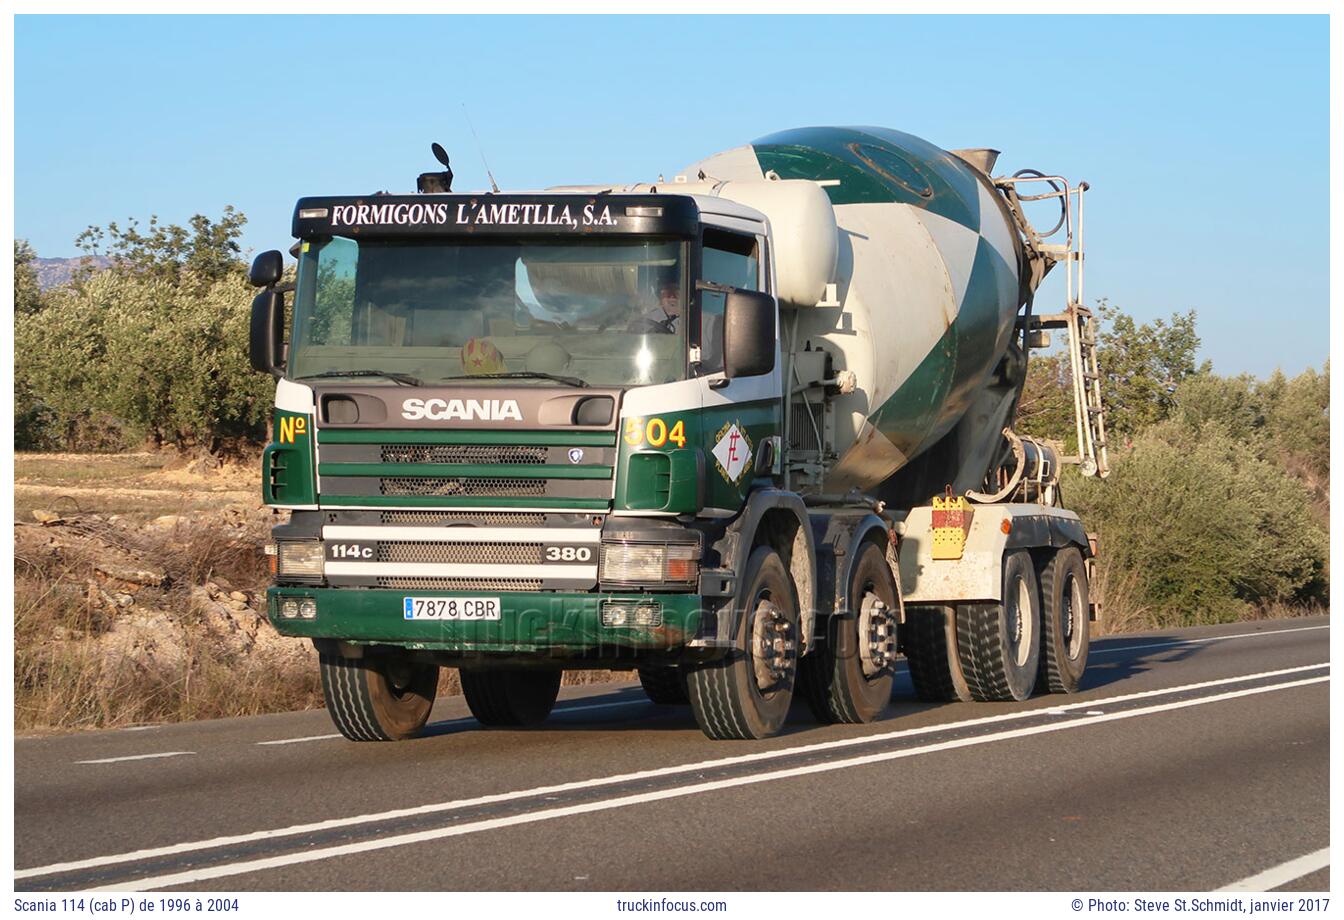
(14, 14), (1329, 377)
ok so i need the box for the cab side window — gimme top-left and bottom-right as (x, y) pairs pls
(698, 229), (759, 374)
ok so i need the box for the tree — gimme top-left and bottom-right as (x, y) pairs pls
(15, 239), (42, 315)
(1069, 418), (1328, 625)
(1095, 299), (1209, 439)
(1263, 363), (1329, 479)
(17, 207), (273, 453)
(76, 206), (247, 288)
(1016, 353), (1076, 447)
(1171, 372), (1266, 444)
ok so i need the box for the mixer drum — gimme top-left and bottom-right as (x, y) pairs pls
(688, 126), (1026, 492)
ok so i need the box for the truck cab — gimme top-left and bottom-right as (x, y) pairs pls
(251, 190), (819, 741)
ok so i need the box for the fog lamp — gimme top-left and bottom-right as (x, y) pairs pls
(602, 601), (663, 628)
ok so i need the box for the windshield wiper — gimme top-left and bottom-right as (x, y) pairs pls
(442, 371), (589, 388)
(299, 369), (424, 387)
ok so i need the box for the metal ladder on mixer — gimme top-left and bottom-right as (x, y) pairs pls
(998, 174), (1111, 479)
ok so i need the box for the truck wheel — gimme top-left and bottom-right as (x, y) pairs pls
(1036, 547), (1090, 693)
(902, 605), (973, 703)
(637, 665), (689, 705)
(686, 546), (800, 740)
(460, 668), (562, 727)
(800, 541), (898, 723)
(318, 647), (439, 741)
(956, 550), (1042, 702)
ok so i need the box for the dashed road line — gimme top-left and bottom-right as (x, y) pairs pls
(75, 752), (195, 765)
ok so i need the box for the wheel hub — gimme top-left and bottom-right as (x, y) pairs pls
(858, 594), (897, 678)
(751, 600), (796, 692)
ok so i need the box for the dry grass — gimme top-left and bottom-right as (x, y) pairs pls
(14, 508), (324, 733)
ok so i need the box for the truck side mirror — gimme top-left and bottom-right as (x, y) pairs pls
(250, 290), (285, 377)
(249, 250), (284, 288)
(723, 289), (777, 380)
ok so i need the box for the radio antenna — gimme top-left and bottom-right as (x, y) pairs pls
(462, 104), (501, 193)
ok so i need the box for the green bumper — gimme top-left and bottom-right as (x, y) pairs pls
(267, 587), (707, 654)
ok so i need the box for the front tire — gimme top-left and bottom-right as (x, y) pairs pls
(956, 551), (1042, 702)
(686, 546), (800, 740)
(318, 646), (439, 741)
(1036, 547), (1090, 693)
(801, 541), (899, 723)
(638, 665), (689, 705)
(460, 668), (561, 727)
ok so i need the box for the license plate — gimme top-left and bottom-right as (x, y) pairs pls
(402, 596), (501, 621)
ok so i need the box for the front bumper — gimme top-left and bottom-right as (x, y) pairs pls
(267, 586), (712, 655)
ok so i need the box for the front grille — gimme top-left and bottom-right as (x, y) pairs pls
(379, 510), (547, 526)
(380, 477), (545, 498)
(377, 541), (543, 565)
(380, 444), (548, 465)
(377, 576), (543, 591)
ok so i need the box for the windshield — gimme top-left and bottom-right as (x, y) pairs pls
(289, 237), (687, 387)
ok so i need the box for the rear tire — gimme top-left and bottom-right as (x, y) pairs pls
(956, 551), (1042, 702)
(638, 665), (689, 705)
(1036, 547), (1090, 693)
(903, 605), (973, 703)
(800, 541), (898, 723)
(318, 646), (438, 741)
(460, 668), (562, 727)
(686, 546), (799, 740)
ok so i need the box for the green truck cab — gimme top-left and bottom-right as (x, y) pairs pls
(252, 191), (837, 741)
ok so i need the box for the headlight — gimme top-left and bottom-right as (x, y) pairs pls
(276, 541), (324, 579)
(599, 542), (698, 586)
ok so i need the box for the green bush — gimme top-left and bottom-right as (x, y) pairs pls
(1069, 419), (1328, 626)
(15, 268), (273, 452)
(15, 210), (276, 453)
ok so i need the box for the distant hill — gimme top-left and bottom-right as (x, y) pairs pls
(33, 256), (112, 290)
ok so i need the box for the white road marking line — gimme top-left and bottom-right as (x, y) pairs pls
(1218, 847), (1329, 891)
(255, 734), (343, 747)
(84, 673), (1331, 892)
(1090, 624), (1328, 657)
(120, 726), (160, 733)
(75, 752), (195, 765)
(20, 662), (1327, 882)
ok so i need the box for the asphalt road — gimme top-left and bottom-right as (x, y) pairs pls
(14, 617), (1330, 892)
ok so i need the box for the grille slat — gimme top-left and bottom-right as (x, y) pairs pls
(376, 576), (543, 591)
(379, 511), (547, 526)
(380, 476), (545, 498)
(377, 541), (543, 565)
(381, 444), (547, 465)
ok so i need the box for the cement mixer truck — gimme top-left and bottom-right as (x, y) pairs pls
(248, 125), (1110, 741)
